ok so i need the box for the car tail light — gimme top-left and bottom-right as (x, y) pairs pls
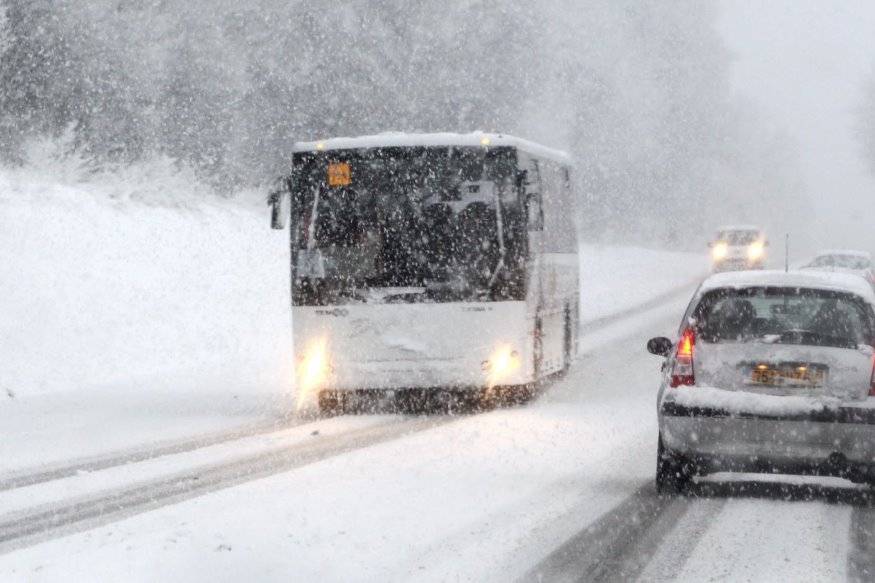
(671, 327), (696, 388)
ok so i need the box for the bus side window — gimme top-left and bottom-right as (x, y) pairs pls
(526, 160), (544, 231)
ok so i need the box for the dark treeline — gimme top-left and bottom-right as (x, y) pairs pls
(0, 0), (806, 243)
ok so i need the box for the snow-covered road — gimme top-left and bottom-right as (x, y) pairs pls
(2, 285), (874, 582)
(528, 477), (871, 583)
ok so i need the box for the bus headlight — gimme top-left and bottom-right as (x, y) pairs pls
(748, 242), (763, 260)
(483, 346), (521, 388)
(712, 243), (728, 260)
(296, 337), (331, 410)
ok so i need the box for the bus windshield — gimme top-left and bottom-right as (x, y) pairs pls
(291, 146), (524, 304)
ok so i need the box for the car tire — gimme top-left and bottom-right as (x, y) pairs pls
(656, 433), (693, 494)
(848, 466), (875, 487)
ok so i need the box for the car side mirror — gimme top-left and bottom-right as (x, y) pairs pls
(764, 240), (770, 247)
(647, 336), (673, 357)
(707, 241), (713, 248)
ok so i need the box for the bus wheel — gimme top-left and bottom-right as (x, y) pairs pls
(561, 305), (573, 376)
(510, 384), (536, 405)
(317, 390), (345, 416)
(533, 316), (543, 378)
(491, 384), (534, 407)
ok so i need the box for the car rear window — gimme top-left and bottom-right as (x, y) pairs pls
(693, 287), (875, 349)
(808, 255), (871, 270)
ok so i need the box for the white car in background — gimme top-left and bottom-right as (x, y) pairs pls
(801, 250), (875, 290)
(708, 225), (767, 272)
(647, 270), (875, 493)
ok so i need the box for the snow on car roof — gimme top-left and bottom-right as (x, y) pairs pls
(814, 249), (872, 258)
(716, 224), (761, 232)
(699, 270), (875, 302)
(292, 132), (572, 165)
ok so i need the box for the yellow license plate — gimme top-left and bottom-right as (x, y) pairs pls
(749, 367), (824, 387)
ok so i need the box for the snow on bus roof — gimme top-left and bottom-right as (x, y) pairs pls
(699, 270), (875, 302)
(292, 132), (572, 165)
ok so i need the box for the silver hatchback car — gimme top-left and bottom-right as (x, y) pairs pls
(648, 270), (875, 493)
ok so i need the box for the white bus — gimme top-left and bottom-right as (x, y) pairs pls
(270, 132), (579, 414)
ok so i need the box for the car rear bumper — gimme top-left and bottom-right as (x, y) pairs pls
(660, 399), (875, 471)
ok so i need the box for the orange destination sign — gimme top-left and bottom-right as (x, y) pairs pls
(328, 162), (351, 186)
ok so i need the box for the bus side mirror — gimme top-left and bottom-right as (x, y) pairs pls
(269, 189), (290, 230)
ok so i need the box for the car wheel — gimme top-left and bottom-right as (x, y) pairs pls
(848, 466), (875, 487)
(656, 434), (693, 494)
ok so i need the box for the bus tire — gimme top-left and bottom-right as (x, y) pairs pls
(317, 390), (344, 416)
(492, 384), (534, 407)
(561, 305), (573, 376)
(511, 384), (536, 405)
(533, 315), (543, 379)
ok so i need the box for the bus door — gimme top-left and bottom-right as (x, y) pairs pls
(521, 154), (545, 377)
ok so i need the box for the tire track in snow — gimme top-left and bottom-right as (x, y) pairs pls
(521, 484), (691, 583)
(633, 496), (727, 582)
(0, 415), (456, 554)
(849, 505), (875, 582)
(0, 417), (299, 492)
(579, 277), (703, 336)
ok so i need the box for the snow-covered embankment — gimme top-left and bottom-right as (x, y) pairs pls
(0, 162), (294, 401)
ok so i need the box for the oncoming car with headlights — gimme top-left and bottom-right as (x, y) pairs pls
(708, 225), (767, 272)
(269, 133), (579, 414)
(647, 271), (875, 493)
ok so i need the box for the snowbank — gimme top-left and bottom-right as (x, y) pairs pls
(0, 162), (294, 398)
(579, 245), (708, 324)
